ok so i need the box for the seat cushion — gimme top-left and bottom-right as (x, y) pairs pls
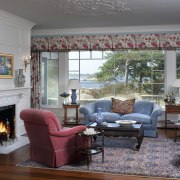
(111, 98), (135, 114)
(119, 113), (151, 124)
(89, 112), (121, 123)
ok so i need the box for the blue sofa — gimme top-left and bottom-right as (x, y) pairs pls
(79, 100), (163, 137)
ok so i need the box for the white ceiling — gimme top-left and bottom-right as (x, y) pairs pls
(0, 0), (180, 30)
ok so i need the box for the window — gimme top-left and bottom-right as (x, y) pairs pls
(41, 52), (59, 106)
(69, 50), (165, 105)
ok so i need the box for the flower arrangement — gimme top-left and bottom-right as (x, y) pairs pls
(164, 93), (176, 105)
(60, 92), (70, 104)
(60, 92), (70, 98)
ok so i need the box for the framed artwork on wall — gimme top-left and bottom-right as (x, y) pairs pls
(0, 53), (14, 78)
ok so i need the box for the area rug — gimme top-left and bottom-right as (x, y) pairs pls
(16, 136), (180, 178)
(0, 136), (29, 154)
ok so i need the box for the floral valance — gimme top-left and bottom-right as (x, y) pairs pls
(31, 33), (180, 51)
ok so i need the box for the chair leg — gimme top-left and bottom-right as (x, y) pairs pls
(174, 127), (177, 142)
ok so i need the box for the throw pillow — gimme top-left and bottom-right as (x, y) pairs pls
(111, 98), (135, 114)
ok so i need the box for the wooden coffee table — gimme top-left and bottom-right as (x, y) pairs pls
(87, 122), (144, 150)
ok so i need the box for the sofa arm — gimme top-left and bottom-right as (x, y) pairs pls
(150, 103), (163, 128)
(79, 102), (96, 125)
(79, 101), (96, 116)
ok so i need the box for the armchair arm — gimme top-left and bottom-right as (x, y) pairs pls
(150, 103), (163, 128)
(50, 125), (86, 137)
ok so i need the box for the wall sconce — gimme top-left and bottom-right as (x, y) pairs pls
(24, 56), (31, 72)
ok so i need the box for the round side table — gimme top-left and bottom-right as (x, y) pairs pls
(76, 130), (104, 170)
(174, 122), (180, 142)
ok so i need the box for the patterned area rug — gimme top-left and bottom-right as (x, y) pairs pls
(17, 136), (180, 178)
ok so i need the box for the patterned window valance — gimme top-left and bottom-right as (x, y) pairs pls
(31, 33), (180, 51)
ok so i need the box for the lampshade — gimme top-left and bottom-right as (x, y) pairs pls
(66, 79), (81, 90)
(172, 79), (180, 88)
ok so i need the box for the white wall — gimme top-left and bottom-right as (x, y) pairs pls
(0, 10), (35, 87)
(0, 10), (35, 136)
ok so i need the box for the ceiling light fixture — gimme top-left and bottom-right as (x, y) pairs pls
(50, 0), (130, 16)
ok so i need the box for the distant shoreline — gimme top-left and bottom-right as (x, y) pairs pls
(81, 80), (103, 89)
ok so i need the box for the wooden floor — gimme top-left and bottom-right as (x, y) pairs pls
(0, 129), (178, 180)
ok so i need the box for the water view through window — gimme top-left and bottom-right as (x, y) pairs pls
(69, 50), (165, 106)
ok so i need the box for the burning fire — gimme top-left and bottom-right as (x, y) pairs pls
(0, 122), (8, 133)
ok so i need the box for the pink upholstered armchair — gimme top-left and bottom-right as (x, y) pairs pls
(20, 108), (88, 167)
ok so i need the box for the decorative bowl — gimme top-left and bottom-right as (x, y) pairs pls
(115, 120), (136, 126)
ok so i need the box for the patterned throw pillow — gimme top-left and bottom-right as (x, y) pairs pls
(111, 98), (135, 114)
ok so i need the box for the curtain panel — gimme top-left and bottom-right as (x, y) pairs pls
(30, 52), (41, 109)
(31, 33), (180, 51)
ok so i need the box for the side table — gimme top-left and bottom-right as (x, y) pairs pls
(76, 130), (104, 170)
(62, 103), (80, 126)
(174, 122), (180, 142)
(165, 104), (180, 132)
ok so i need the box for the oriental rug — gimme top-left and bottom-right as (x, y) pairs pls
(16, 136), (180, 179)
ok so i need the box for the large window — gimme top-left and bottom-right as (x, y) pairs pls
(41, 52), (59, 106)
(69, 50), (165, 105)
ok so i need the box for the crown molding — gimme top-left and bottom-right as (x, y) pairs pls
(31, 24), (180, 36)
(0, 10), (36, 30)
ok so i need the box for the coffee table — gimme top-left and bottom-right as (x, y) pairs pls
(87, 122), (144, 150)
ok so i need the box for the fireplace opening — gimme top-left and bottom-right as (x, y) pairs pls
(0, 105), (15, 145)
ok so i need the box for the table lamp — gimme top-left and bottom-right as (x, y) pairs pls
(66, 79), (81, 104)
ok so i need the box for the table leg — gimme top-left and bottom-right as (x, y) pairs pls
(165, 111), (167, 134)
(64, 108), (67, 126)
(135, 131), (144, 151)
(174, 126), (177, 142)
(76, 107), (78, 125)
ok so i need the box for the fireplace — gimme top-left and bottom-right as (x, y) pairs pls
(0, 105), (16, 145)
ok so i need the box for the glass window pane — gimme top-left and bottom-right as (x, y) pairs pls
(41, 52), (50, 59)
(80, 51), (90, 59)
(47, 60), (59, 105)
(40, 53), (59, 106)
(50, 52), (58, 59)
(92, 51), (103, 59)
(69, 51), (79, 59)
(69, 60), (79, 72)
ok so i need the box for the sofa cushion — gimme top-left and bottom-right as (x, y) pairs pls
(134, 101), (153, 115)
(119, 113), (151, 124)
(111, 98), (135, 114)
(96, 100), (112, 112)
(89, 112), (121, 123)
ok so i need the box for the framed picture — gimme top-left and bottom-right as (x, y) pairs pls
(0, 53), (14, 78)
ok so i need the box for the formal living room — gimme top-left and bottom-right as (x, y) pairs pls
(0, 0), (180, 180)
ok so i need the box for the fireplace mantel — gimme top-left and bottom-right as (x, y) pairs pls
(0, 86), (32, 107)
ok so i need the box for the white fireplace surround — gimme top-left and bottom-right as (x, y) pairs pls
(0, 86), (31, 137)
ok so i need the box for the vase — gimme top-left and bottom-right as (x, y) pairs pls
(64, 97), (70, 104)
(14, 69), (25, 87)
(96, 108), (104, 125)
